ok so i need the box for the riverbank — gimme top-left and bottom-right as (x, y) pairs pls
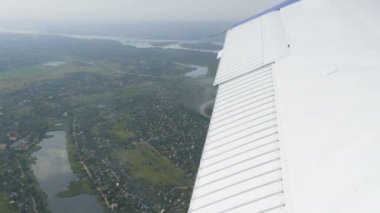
(55, 179), (94, 197)
(15, 143), (49, 213)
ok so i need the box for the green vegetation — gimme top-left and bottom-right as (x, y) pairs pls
(0, 161), (15, 212)
(0, 191), (15, 213)
(56, 179), (94, 197)
(121, 82), (159, 96)
(117, 143), (188, 186)
(112, 122), (135, 140)
(0, 61), (101, 90)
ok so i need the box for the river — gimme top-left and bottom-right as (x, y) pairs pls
(57, 34), (220, 53)
(31, 131), (102, 213)
(0, 28), (220, 53)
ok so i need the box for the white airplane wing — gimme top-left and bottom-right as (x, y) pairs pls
(190, 0), (380, 212)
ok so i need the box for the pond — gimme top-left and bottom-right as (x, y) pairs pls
(43, 61), (67, 67)
(184, 64), (209, 78)
(31, 131), (102, 213)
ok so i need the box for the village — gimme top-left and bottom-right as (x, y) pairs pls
(0, 33), (217, 212)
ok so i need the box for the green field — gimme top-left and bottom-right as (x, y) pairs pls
(0, 60), (111, 91)
(0, 192), (15, 213)
(117, 143), (188, 186)
(112, 122), (136, 140)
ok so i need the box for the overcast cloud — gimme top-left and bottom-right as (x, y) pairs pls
(0, 0), (283, 21)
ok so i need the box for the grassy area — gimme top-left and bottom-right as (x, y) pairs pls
(0, 191), (15, 213)
(121, 81), (158, 97)
(117, 143), (188, 186)
(76, 91), (118, 105)
(112, 122), (135, 140)
(72, 81), (158, 106)
(0, 60), (106, 91)
(56, 179), (94, 197)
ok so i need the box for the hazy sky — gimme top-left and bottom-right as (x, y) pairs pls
(0, 0), (283, 21)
